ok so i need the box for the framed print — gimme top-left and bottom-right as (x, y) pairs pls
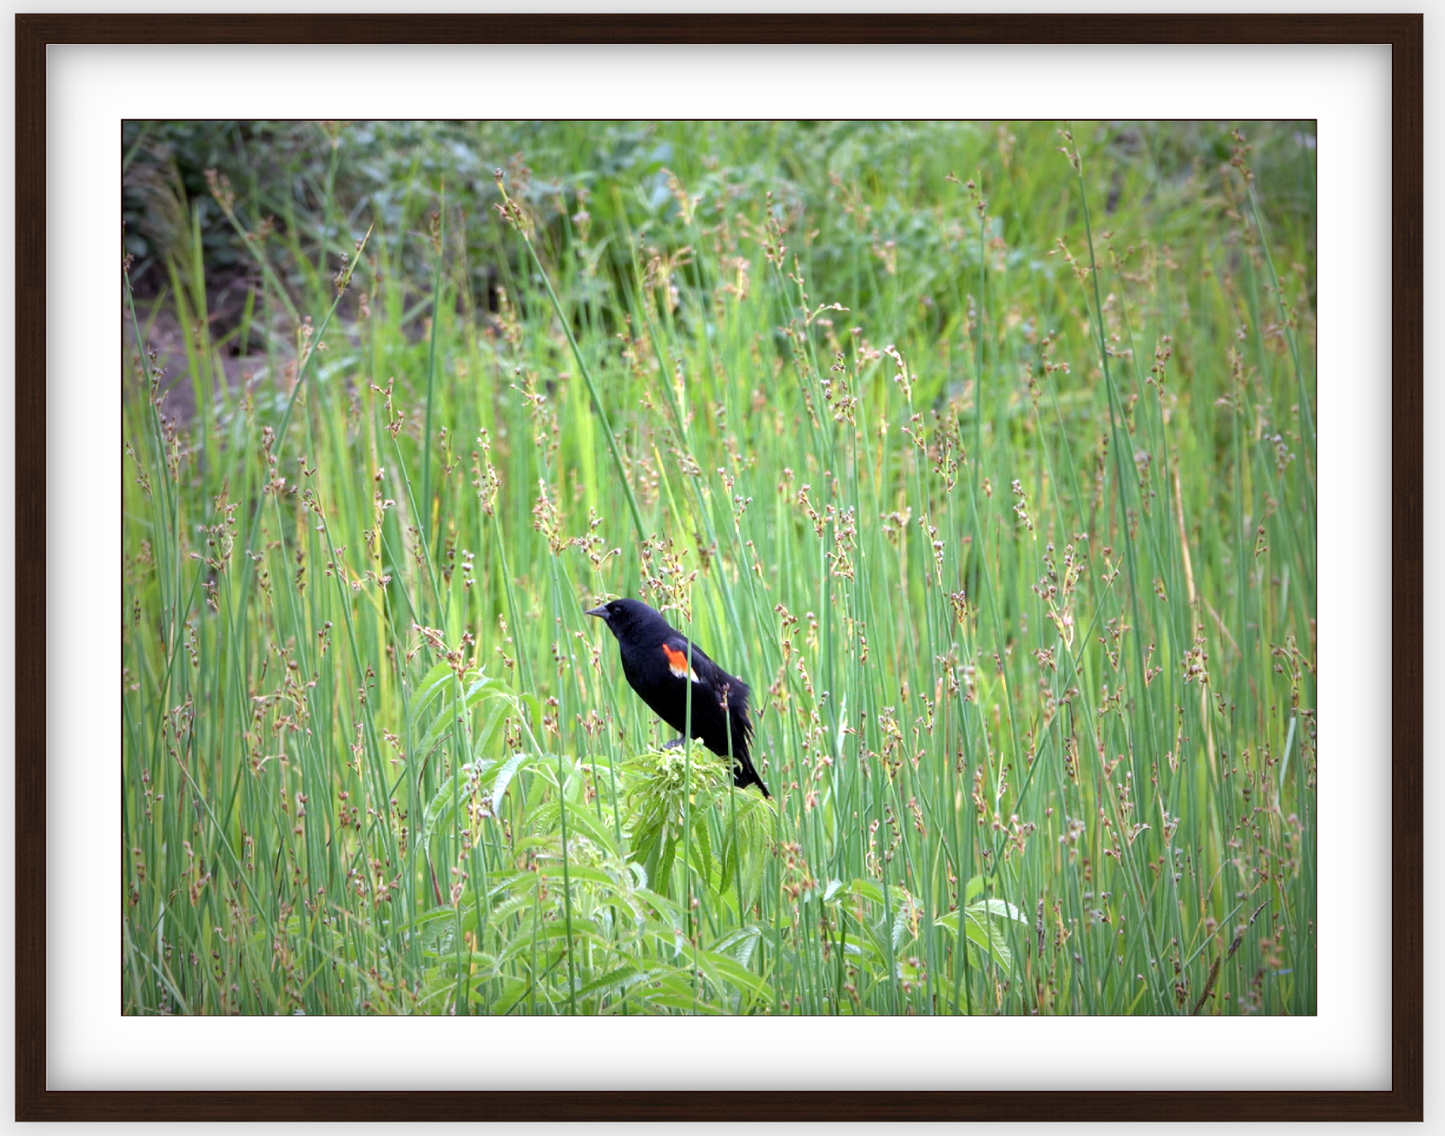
(16, 12), (1421, 1123)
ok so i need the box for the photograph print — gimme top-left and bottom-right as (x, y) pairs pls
(121, 120), (1316, 1016)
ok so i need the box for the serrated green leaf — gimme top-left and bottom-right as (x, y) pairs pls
(690, 817), (712, 884)
(699, 949), (772, 1001)
(711, 924), (762, 968)
(407, 662), (455, 729)
(574, 964), (644, 1002)
(891, 899), (912, 951)
(975, 896), (1030, 924)
(487, 975), (530, 1016)
(489, 750), (536, 813)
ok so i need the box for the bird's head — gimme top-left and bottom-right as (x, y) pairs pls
(584, 597), (666, 641)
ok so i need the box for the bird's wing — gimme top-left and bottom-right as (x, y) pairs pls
(660, 636), (751, 716)
(659, 636), (706, 684)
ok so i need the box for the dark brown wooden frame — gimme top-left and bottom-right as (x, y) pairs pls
(16, 13), (1421, 1123)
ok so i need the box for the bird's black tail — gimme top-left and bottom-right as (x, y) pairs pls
(726, 685), (769, 798)
(731, 749), (771, 799)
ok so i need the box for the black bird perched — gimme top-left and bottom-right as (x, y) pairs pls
(586, 598), (770, 798)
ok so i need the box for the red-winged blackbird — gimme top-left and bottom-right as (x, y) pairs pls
(586, 598), (770, 798)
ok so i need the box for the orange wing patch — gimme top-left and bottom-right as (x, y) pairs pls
(662, 643), (700, 682)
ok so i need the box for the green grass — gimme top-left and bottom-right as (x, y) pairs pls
(122, 120), (1316, 1015)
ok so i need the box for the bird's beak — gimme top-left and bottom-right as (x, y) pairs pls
(584, 604), (608, 620)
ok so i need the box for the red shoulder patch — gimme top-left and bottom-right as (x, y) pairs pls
(662, 643), (699, 681)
